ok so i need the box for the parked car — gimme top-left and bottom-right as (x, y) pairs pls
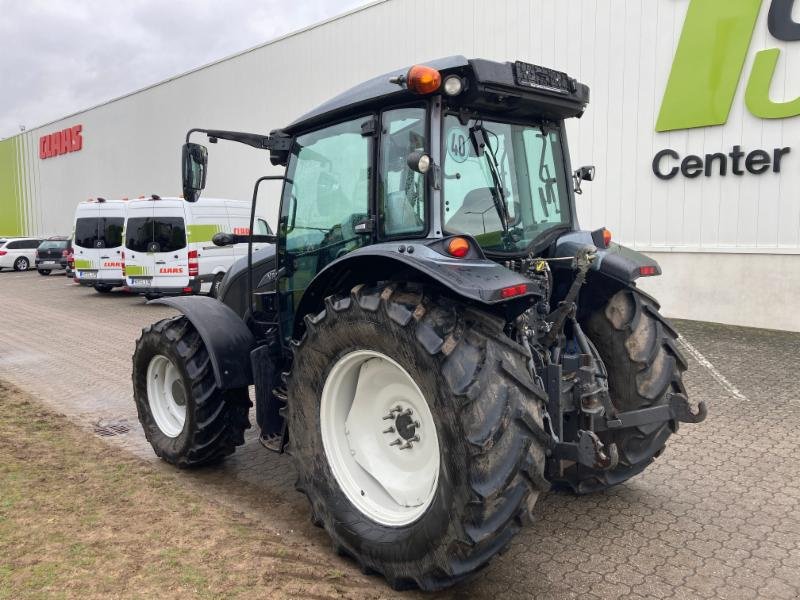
(35, 237), (71, 275)
(123, 196), (271, 298)
(65, 241), (75, 277)
(0, 237), (43, 271)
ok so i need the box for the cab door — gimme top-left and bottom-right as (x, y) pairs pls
(277, 116), (372, 336)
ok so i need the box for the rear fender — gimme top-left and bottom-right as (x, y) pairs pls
(554, 231), (661, 282)
(149, 296), (255, 389)
(294, 239), (542, 332)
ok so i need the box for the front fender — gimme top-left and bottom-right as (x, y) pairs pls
(149, 296), (255, 390)
(295, 240), (542, 330)
(554, 231), (661, 282)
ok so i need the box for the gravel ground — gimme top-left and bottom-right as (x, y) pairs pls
(0, 268), (798, 599)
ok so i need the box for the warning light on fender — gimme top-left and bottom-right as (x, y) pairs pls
(500, 284), (528, 298)
(446, 236), (470, 258)
(639, 265), (658, 277)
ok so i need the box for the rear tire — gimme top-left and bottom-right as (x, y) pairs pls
(13, 257), (29, 271)
(38, 269), (51, 276)
(94, 284), (113, 293)
(289, 283), (549, 591)
(561, 288), (687, 493)
(132, 315), (251, 467)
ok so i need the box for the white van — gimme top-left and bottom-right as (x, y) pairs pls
(123, 196), (271, 297)
(72, 199), (127, 292)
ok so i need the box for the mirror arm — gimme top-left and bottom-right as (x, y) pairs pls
(185, 128), (292, 152)
(573, 171), (583, 195)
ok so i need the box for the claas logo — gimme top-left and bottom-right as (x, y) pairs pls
(103, 261), (122, 268)
(658, 0), (800, 131)
(233, 227), (250, 235)
(159, 267), (183, 274)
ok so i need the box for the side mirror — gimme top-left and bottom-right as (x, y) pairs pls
(182, 142), (208, 202)
(573, 165), (595, 195)
(577, 165), (596, 181)
(212, 232), (234, 246)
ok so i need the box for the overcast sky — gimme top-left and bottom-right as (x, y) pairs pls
(0, 0), (369, 139)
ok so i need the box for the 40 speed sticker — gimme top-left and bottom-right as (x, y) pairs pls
(446, 126), (471, 164)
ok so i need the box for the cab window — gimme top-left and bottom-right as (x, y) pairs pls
(278, 117), (371, 330)
(378, 107), (427, 237)
(442, 115), (570, 253)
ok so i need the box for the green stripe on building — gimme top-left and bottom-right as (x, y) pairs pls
(0, 137), (23, 236)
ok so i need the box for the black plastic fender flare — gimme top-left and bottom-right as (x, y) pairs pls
(149, 296), (255, 390)
(294, 240), (542, 332)
(554, 231), (662, 282)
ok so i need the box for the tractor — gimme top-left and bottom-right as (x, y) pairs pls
(132, 56), (706, 591)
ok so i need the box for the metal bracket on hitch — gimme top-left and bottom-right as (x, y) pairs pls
(668, 393), (707, 424)
(554, 430), (619, 470)
(595, 393), (707, 432)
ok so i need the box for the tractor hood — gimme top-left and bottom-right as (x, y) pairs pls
(282, 56), (590, 136)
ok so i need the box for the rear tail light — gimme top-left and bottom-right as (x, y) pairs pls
(182, 287), (193, 293)
(0, 250), (6, 256)
(501, 284), (528, 299)
(188, 250), (199, 277)
(639, 265), (658, 277)
(61, 249), (68, 257)
(121, 251), (125, 276)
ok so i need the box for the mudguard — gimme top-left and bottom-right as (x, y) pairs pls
(554, 231), (661, 282)
(295, 238), (543, 327)
(149, 296), (256, 390)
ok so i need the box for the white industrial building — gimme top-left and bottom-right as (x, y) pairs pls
(1, 0), (799, 331)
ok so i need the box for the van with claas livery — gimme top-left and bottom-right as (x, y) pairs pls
(122, 196), (271, 298)
(72, 198), (127, 293)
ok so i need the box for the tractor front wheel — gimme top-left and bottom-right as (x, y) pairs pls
(132, 315), (251, 467)
(288, 283), (549, 591)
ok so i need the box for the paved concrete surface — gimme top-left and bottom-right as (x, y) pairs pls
(1, 269), (798, 599)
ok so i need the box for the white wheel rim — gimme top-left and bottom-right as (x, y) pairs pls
(146, 354), (187, 437)
(320, 350), (440, 527)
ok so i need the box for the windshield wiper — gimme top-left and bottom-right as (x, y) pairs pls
(469, 124), (510, 234)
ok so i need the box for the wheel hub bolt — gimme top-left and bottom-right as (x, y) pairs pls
(382, 404), (421, 449)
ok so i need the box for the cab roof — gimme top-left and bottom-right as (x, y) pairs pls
(282, 56), (590, 135)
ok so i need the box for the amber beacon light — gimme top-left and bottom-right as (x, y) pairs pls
(406, 65), (442, 94)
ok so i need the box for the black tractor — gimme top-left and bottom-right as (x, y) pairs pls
(132, 56), (706, 591)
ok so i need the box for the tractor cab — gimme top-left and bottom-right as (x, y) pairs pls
(182, 57), (602, 338)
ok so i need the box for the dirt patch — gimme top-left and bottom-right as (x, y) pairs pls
(0, 380), (388, 600)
